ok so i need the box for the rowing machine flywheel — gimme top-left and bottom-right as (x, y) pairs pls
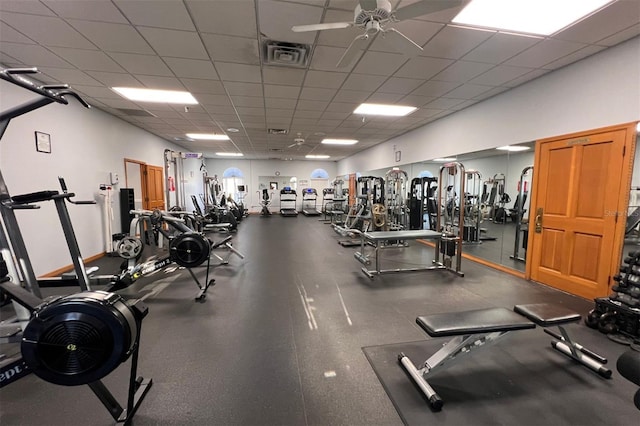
(169, 232), (210, 268)
(21, 291), (139, 386)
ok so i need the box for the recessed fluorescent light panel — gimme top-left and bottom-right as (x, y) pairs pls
(305, 155), (330, 159)
(496, 145), (531, 152)
(433, 157), (457, 162)
(186, 133), (230, 140)
(215, 152), (243, 157)
(452, 0), (614, 36)
(112, 87), (198, 104)
(321, 139), (358, 145)
(354, 103), (417, 117)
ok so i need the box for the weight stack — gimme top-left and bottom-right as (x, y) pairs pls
(119, 188), (135, 234)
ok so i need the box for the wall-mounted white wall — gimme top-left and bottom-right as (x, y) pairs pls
(338, 36), (640, 175)
(1, 80), (183, 275)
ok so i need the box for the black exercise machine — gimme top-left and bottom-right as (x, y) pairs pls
(617, 341), (640, 410)
(408, 176), (437, 230)
(301, 188), (321, 216)
(398, 303), (610, 411)
(280, 187), (299, 216)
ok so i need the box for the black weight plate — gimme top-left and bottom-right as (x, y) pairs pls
(170, 233), (210, 268)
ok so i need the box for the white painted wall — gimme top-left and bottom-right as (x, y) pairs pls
(1, 80), (184, 275)
(338, 36), (640, 175)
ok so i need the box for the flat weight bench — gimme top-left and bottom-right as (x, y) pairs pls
(398, 303), (611, 411)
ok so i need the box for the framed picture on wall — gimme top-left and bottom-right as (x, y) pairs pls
(35, 131), (51, 153)
(270, 182), (278, 190)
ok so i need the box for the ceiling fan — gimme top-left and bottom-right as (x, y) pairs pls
(292, 0), (462, 68)
(287, 132), (306, 148)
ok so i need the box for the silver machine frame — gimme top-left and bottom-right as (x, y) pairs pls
(510, 165), (533, 262)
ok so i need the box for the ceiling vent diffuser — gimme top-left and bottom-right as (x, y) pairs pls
(268, 128), (288, 135)
(263, 40), (310, 68)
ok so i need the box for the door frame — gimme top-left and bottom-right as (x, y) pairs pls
(525, 122), (638, 298)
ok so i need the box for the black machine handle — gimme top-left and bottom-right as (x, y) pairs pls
(0, 68), (90, 108)
(58, 177), (96, 205)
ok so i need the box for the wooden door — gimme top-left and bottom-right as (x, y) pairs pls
(142, 164), (165, 210)
(527, 123), (636, 299)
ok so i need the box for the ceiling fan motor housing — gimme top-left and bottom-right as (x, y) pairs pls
(354, 0), (392, 25)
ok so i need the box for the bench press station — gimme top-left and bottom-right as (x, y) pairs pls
(398, 303), (611, 411)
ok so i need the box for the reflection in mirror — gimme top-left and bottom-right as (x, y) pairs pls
(621, 134), (640, 261)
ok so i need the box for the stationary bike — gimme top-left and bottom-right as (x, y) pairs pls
(258, 189), (273, 216)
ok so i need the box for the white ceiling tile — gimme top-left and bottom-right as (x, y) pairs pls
(187, 0), (257, 38)
(0, 43), (74, 68)
(310, 45), (362, 71)
(43, 1), (127, 23)
(544, 45), (606, 71)
(0, 1), (55, 15)
(377, 77), (423, 94)
(444, 83), (493, 99)
(197, 93), (232, 106)
(469, 65), (532, 86)
(2, 12), (94, 48)
(201, 34), (259, 65)
(449, 99), (478, 111)
(342, 73), (386, 91)
(264, 84), (301, 99)
(38, 67), (102, 85)
(473, 86), (509, 101)
(420, 26), (494, 60)
(598, 23), (640, 47)
(164, 57), (218, 79)
(181, 78), (225, 94)
(90, 97), (140, 109)
(333, 89), (369, 103)
(223, 82), (263, 97)
(461, 33), (541, 64)
(230, 96), (265, 107)
(48, 47), (125, 72)
(110, 52), (174, 76)
(432, 60), (494, 83)
(258, 0), (324, 45)
(352, 51), (407, 76)
(71, 85), (121, 99)
(555, 0), (640, 44)
(410, 107), (445, 118)
(411, 80), (460, 97)
(235, 107), (265, 117)
(297, 99), (329, 111)
(316, 9), (363, 48)
(266, 108), (294, 118)
(294, 110), (322, 119)
(366, 92), (405, 103)
(503, 69), (550, 88)
(504, 39), (587, 69)
(68, 20), (154, 54)
(262, 67), (306, 86)
(399, 94), (436, 106)
(265, 98), (298, 109)
(304, 70), (348, 88)
(1, 23), (34, 43)
(114, 0), (195, 30)
(321, 111), (350, 120)
(394, 56), (453, 79)
(300, 87), (338, 101)
(215, 62), (261, 83)
(424, 97), (466, 109)
(138, 28), (208, 60)
(134, 75), (186, 90)
(86, 71), (143, 87)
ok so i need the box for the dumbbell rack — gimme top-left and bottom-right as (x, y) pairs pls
(587, 251), (640, 338)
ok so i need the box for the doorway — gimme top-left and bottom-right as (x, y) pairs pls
(124, 158), (165, 210)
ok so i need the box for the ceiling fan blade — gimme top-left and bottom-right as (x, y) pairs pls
(359, 0), (378, 11)
(291, 22), (352, 32)
(336, 34), (369, 68)
(393, 0), (462, 21)
(382, 28), (423, 56)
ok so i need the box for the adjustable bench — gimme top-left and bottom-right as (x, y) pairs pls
(398, 303), (611, 411)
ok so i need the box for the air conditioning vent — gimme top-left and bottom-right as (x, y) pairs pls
(268, 128), (288, 135)
(116, 108), (156, 117)
(263, 40), (310, 68)
(269, 148), (283, 152)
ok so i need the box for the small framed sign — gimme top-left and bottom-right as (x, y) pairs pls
(35, 131), (51, 153)
(395, 150), (401, 162)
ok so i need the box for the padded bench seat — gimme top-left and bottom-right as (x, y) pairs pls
(417, 307), (535, 337)
(514, 303), (581, 326)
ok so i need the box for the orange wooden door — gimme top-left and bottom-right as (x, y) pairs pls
(142, 164), (165, 210)
(528, 123), (636, 299)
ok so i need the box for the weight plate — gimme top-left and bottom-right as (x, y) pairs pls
(116, 237), (143, 259)
(170, 233), (210, 268)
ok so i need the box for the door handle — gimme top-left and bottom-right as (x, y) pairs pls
(535, 207), (543, 233)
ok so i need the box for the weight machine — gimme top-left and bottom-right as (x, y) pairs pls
(510, 166), (533, 262)
(409, 176), (438, 230)
(383, 168), (409, 231)
(462, 170), (483, 243)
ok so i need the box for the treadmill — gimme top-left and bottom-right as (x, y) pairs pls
(279, 187), (298, 217)
(301, 188), (321, 216)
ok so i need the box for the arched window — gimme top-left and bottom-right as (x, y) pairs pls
(221, 167), (245, 201)
(418, 170), (434, 178)
(310, 168), (329, 179)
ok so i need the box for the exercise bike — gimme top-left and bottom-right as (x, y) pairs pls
(258, 188), (274, 216)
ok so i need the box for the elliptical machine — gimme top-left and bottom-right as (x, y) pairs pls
(258, 189), (273, 216)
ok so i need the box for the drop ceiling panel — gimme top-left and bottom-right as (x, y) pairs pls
(544, 45), (606, 71)
(114, 0), (195, 31)
(503, 69), (550, 88)
(258, 0), (324, 45)
(195, 94), (233, 106)
(187, 0), (257, 38)
(461, 33), (541, 64)
(394, 56), (454, 79)
(376, 77), (424, 94)
(86, 71), (142, 88)
(214, 62), (261, 83)
(110, 52), (174, 76)
(297, 99), (330, 111)
(399, 94), (436, 106)
(411, 80), (460, 97)
(304, 70), (349, 88)
(0, 43), (73, 68)
(138, 28), (208, 60)
(420, 26), (494, 60)
(310, 45), (362, 71)
(262, 66), (306, 86)
(235, 107), (266, 117)
(230, 96), (265, 108)
(333, 89), (370, 103)
(504, 38), (587, 69)
(300, 87), (338, 101)
(599, 23), (640, 46)
(366, 92), (405, 103)
(165, 57), (218, 79)
(473, 86), (508, 101)
(1, 23), (34, 43)
(38, 67), (102, 85)
(265, 97), (298, 109)
(424, 97), (466, 109)
(71, 85), (123, 99)
(263, 84), (302, 99)
(201, 34), (260, 65)
(469, 65), (533, 86)
(352, 51), (407, 76)
(131, 75), (185, 91)
(67, 20), (154, 54)
(342, 73), (387, 91)
(555, 0), (640, 44)
(369, 20), (443, 53)
(0, 1), (56, 15)
(180, 78), (225, 94)
(43, 0), (127, 23)
(316, 9), (363, 48)
(48, 47), (125, 72)
(444, 83), (493, 99)
(432, 60), (494, 83)
(294, 110), (323, 118)
(2, 13), (95, 49)
(223, 82), (263, 97)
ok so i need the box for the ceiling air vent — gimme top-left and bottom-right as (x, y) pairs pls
(268, 128), (288, 135)
(116, 108), (156, 117)
(263, 40), (310, 68)
(269, 148), (283, 152)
